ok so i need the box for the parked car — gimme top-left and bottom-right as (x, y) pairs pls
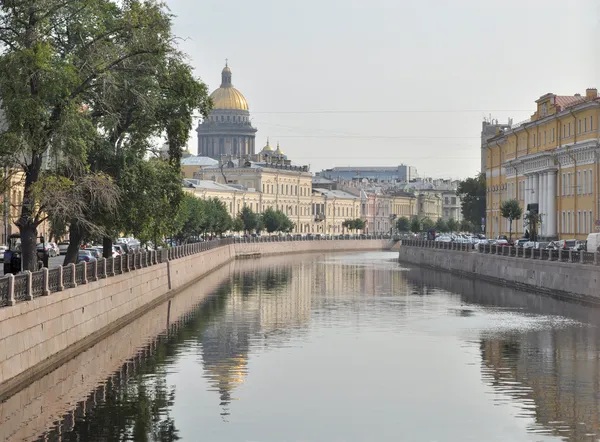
(514, 238), (529, 248)
(77, 250), (96, 263)
(85, 248), (102, 259)
(36, 242), (58, 257)
(558, 239), (578, 250)
(586, 233), (600, 252)
(0, 245), (6, 262)
(113, 244), (125, 255)
(58, 242), (70, 255)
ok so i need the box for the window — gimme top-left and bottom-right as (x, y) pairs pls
(568, 122), (571, 137)
(583, 170), (587, 195)
(563, 125), (566, 138)
(567, 173), (571, 195)
(552, 127), (555, 142)
(590, 169), (594, 194)
(590, 210), (594, 233)
(578, 210), (581, 233)
(577, 171), (581, 194)
(578, 119), (582, 134)
(584, 118), (588, 132)
(543, 131), (546, 145)
(584, 211), (587, 233)
(533, 134), (536, 147)
(591, 116), (594, 131)
(562, 211), (566, 232)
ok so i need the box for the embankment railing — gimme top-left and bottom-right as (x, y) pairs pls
(401, 239), (599, 266)
(0, 234), (389, 308)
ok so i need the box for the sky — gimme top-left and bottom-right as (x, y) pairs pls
(166, 0), (599, 179)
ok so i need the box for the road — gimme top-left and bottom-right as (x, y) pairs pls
(0, 255), (65, 276)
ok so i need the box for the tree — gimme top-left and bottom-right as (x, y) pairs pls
(435, 218), (448, 233)
(204, 198), (232, 236)
(410, 217), (421, 234)
(0, 0), (209, 270)
(421, 217), (434, 231)
(396, 216), (410, 232)
(232, 217), (245, 233)
(239, 206), (259, 233)
(456, 173), (486, 233)
(524, 211), (541, 242)
(354, 218), (366, 231)
(500, 199), (523, 241)
(460, 219), (474, 232)
(174, 194), (205, 243)
(261, 208), (294, 233)
(447, 218), (459, 234)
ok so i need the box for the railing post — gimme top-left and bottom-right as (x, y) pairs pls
(580, 250), (584, 264)
(107, 258), (115, 277)
(25, 271), (33, 300)
(69, 263), (77, 287)
(568, 249), (573, 263)
(42, 267), (49, 296)
(57, 266), (64, 291)
(557, 249), (562, 262)
(548, 249), (552, 261)
(91, 259), (98, 281)
(595, 251), (598, 265)
(6, 273), (15, 306)
(82, 262), (88, 285)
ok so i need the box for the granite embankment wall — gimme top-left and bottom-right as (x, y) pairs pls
(0, 239), (387, 399)
(398, 245), (600, 303)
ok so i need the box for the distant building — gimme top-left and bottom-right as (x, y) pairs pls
(481, 118), (512, 173)
(196, 63), (257, 159)
(320, 165), (417, 183)
(181, 156), (219, 178)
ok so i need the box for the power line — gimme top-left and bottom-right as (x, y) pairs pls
(251, 109), (528, 114)
(265, 135), (481, 139)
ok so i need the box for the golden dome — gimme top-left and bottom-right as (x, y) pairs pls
(209, 63), (249, 111)
(262, 138), (273, 152)
(274, 142), (285, 155)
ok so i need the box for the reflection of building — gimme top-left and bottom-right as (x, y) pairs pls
(196, 63), (257, 159)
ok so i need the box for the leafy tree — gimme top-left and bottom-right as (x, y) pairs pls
(232, 217), (245, 233)
(421, 217), (434, 231)
(435, 218), (448, 233)
(354, 218), (366, 231)
(396, 216), (410, 232)
(447, 218), (459, 234)
(204, 198), (232, 236)
(500, 199), (523, 241)
(524, 211), (541, 242)
(456, 173), (486, 233)
(174, 194), (205, 243)
(342, 218), (365, 232)
(460, 219), (473, 232)
(261, 208), (293, 233)
(410, 217), (421, 234)
(239, 206), (259, 233)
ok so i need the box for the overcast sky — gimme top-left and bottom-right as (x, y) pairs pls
(167, 0), (599, 179)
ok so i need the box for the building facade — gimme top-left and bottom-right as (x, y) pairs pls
(196, 63), (257, 159)
(442, 190), (462, 222)
(320, 165), (417, 183)
(485, 88), (600, 240)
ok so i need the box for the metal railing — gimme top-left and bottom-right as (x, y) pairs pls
(0, 235), (389, 308)
(401, 239), (600, 266)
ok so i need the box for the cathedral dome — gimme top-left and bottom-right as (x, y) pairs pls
(209, 63), (249, 111)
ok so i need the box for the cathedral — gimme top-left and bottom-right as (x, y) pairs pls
(196, 62), (257, 158)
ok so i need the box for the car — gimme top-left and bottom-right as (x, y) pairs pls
(558, 239), (578, 250)
(514, 238), (529, 248)
(85, 248), (102, 259)
(36, 242), (57, 257)
(0, 245), (6, 262)
(77, 250), (96, 263)
(58, 242), (70, 255)
(113, 244), (125, 255)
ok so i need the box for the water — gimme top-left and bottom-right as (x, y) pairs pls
(3, 251), (600, 441)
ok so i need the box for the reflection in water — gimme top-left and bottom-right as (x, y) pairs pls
(8, 253), (600, 441)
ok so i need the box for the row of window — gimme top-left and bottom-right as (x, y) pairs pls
(562, 169), (594, 196)
(520, 116), (595, 149)
(561, 210), (594, 235)
(261, 183), (311, 196)
(228, 201), (358, 218)
(210, 115), (249, 123)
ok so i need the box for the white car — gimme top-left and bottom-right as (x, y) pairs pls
(0, 245), (6, 262)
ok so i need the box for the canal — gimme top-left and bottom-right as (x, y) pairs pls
(2, 251), (600, 441)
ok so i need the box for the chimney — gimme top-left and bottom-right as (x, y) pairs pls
(586, 88), (598, 99)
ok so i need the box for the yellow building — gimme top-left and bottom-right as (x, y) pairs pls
(485, 88), (600, 240)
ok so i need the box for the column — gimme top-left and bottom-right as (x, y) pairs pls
(547, 170), (557, 239)
(539, 173), (546, 237)
(532, 173), (539, 206)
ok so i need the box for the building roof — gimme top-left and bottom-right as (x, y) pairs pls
(312, 188), (359, 199)
(312, 177), (335, 184)
(183, 179), (243, 192)
(209, 64), (249, 111)
(181, 156), (219, 167)
(555, 95), (588, 110)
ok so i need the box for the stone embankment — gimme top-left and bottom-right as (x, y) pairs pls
(398, 240), (600, 304)
(0, 237), (388, 399)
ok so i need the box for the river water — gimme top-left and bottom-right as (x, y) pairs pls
(3, 251), (600, 442)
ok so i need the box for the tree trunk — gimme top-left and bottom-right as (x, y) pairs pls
(63, 222), (82, 265)
(103, 236), (113, 259)
(509, 220), (513, 242)
(16, 156), (42, 272)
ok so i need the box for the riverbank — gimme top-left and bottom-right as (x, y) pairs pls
(398, 244), (600, 304)
(0, 239), (388, 400)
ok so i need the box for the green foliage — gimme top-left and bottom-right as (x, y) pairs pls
(261, 208), (294, 233)
(232, 217), (245, 233)
(421, 217), (434, 231)
(342, 218), (366, 232)
(119, 158), (183, 246)
(396, 216), (410, 232)
(460, 219), (474, 232)
(501, 199), (523, 240)
(410, 217), (421, 233)
(456, 173), (486, 232)
(447, 218), (459, 233)
(238, 206), (259, 233)
(435, 218), (448, 233)
(174, 194), (205, 242)
(204, 198), (232, 236)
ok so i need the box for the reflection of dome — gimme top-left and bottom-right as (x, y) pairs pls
(209, 63), (249, 111)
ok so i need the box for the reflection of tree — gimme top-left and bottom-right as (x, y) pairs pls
(232, 266), (293, 294)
